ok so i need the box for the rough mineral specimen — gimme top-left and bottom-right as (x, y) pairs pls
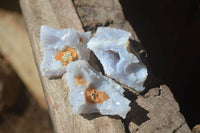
(40, 25), (91, 78)
(40, 26), (148, 119)
(64, 60), (131, 118)
(87, 27), (148, 91)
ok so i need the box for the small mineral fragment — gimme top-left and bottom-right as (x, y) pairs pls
(87, 27), (148, 91)
(64, 60), (131, 119)
(40, 25), (91, 78)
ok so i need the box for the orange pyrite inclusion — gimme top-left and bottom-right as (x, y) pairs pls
(55, 46), (78, 66)
(74, 74), (109, 104)
(74, 74), (87, 86)
(85, 87), (109, 104)
(64, 60), (131, 118)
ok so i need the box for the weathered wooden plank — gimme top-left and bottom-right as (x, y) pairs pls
(73, 0), (191, 132)
(20, 0), (125, 133)
(20, 0), (191, 132)
(127, 85), (191, 133)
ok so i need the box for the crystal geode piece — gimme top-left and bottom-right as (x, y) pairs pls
(87, 27), (148, 91)
(40, 25), (91, 78)
(64, 60), (131, 119)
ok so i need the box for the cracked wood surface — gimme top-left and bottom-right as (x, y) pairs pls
(20, 0), (124, 133)
(20, 0), (191, 132)
(73, 1), (191, 132)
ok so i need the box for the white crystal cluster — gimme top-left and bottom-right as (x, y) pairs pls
(40, 25), (148, 119)
(40, 25), (91, 78)
(64, 60), (130, 118)
(87, 27), (148, 91)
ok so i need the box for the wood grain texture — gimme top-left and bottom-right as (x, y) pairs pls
(20, 0), (191, 132)
(74, 1), (191, 132)
(20, 0), (125, 133)
(127, 85), (191, 133)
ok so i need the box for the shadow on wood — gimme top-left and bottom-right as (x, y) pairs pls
(123, 88), (149, 129)
(81, 113), (121, 120)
